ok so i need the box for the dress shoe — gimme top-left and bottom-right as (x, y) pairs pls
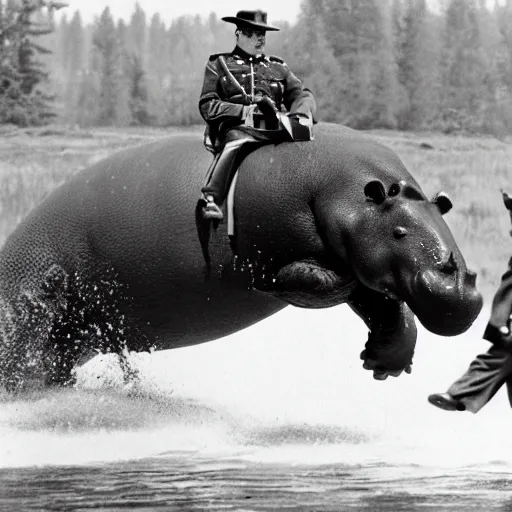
(428, 392), (466, 411)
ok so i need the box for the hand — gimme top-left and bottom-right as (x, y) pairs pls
(256, 96), (277, 118)
(360, 349), (412, 381)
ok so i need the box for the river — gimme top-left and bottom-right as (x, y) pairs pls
(1, 305), (512, 511)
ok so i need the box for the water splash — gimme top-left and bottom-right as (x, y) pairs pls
(1, 303), (511, 470)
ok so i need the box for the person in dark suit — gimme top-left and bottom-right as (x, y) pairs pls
(198, 9), (316, 220)
(429, 191), (512, 413)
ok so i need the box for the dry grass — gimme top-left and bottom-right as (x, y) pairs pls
(0, 125), (510, 301)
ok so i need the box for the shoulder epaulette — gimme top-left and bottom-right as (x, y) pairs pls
(208, 53), (230, 61)
(268, 55), (286, 65)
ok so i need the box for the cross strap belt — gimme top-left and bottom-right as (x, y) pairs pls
(218, 56), (252, 104)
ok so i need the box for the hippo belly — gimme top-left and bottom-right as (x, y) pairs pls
(147, 288), (286, 350)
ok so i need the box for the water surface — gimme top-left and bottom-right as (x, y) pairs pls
(1, 305), (511, 511)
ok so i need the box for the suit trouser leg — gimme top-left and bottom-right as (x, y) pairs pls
(447, 344), (512, 413)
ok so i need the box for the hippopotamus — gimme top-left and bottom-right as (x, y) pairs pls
(0, 123), (483, 391)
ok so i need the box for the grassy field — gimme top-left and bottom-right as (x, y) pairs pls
(0, 124), (510, 301)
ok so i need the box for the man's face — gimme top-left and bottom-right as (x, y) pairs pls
(237, 28), (266, 55)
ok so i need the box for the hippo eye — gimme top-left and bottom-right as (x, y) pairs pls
(393, 226), (407, 239)
(388, 183), (401, 197)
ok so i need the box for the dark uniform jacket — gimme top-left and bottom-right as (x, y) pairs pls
(198, 45), (316, 144)
(484, 261), (512, 345)
(484, 196), (512, 345)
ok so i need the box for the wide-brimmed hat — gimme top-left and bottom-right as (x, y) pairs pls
(222, 10), (280, 32)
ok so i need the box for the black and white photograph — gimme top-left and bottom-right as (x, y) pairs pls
(1, 0), (512, 510)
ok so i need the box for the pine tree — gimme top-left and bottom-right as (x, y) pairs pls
(164, 15), (205, 125)
(125, 52), (149, 125)
(396, 0), (441, 129)
(319, 0), (400, 128)
(127, 2), (146, 63)
(494, 0), (512, 132)
(281, 0), (345, 122)
(122, 4), (149, 125)
(0, 0), (66, 126)
(75, 68), (99, 127)
(52, 10), (83, 123)
(0, 0), (24, 124)
(146, 12), (167, 125)
(369, 1), (400, 129)
(496, 2), (512, 91)
(476, 0), (507, 135)
(440, 0), (492, 132)
(91, 7), (126, 125)
(113, 19), (131, 126)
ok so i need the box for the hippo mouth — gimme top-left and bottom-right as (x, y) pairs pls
(408, 252), (482, 336)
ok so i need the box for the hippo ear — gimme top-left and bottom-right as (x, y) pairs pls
(364, 180), (386, 205)
(432, 191), (453, 215)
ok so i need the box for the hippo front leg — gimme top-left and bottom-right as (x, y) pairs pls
(348, 285), (417, 380)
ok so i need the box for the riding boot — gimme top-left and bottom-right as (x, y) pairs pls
(201, 133), (259, 221)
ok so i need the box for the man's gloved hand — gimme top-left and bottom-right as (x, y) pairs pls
(256, 96), (278, 123)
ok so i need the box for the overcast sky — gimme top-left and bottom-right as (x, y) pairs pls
(65, 0), (302, 25)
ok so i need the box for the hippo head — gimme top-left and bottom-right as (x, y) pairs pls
(341, 179), (482, 336)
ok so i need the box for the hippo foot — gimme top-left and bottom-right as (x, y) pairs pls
(360, 349), (412, 380)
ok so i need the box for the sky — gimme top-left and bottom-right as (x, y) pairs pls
(64, 0), (303, 25)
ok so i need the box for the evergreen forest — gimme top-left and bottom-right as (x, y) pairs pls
(2, 0), (512, 135)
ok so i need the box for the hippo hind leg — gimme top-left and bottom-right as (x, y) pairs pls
(39, 264), (82, 387)
(42, 317), (82, 388)
(0, 264), (73, 392)
(1, 259), (156, 392)
(63, 266), (155, 389)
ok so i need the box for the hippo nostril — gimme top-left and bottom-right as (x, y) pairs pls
(465, 271), (477, 287)
(393, 226), (407, 239)
(440, 252), (457, 274)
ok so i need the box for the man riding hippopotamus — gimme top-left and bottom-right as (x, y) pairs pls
(198, 9), (316, 220)
(0, 9), (484, 392)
